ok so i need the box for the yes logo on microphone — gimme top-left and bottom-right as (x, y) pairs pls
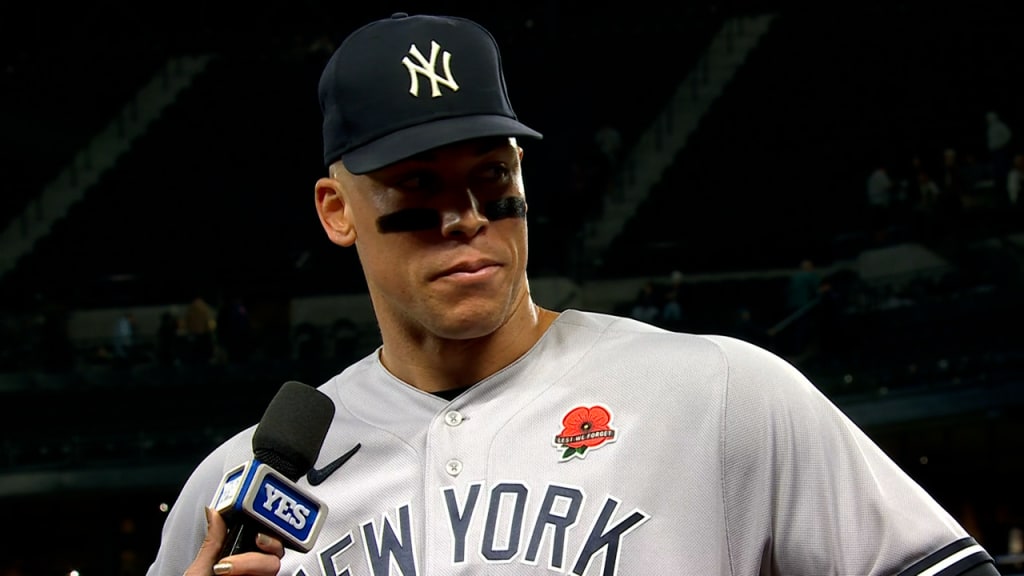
(213, 461), (329, 552)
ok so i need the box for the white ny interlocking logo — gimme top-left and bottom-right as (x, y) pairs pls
(402, 40), (460, 98)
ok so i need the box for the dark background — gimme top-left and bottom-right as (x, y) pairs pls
(2, 1), (1024, 574)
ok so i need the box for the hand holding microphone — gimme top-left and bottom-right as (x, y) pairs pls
(210, 380), (336, 557)
(182, 507), (284, 576)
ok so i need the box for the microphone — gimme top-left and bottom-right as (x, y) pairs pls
(211, 380), (335, 555)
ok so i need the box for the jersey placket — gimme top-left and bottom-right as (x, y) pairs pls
(422, 400), (478, 572)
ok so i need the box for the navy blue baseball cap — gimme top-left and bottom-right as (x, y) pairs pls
(318, 12), (543, 174)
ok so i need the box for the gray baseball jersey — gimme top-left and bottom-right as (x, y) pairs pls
(147, 309), (993, 575)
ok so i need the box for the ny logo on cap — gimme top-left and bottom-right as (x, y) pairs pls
(402, 40), (460, 98)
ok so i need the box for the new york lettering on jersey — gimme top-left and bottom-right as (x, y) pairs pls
(283, 481), (649, 575)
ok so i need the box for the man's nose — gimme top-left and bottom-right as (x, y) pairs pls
(440, 189), (488, 238)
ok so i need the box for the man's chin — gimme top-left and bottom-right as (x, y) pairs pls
(431, 304), (510, 341)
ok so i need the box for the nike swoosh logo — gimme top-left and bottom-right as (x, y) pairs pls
(306, 443), (361, 486)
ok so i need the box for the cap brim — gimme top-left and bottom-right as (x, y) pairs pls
(342, 115), (543, 175)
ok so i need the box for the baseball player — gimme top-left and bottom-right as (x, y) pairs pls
(148, 12), (1000, 576)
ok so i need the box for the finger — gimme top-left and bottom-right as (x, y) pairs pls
(183, 507), (226, 576)
(255, 532), (285, 558)
(213, 549), (283, 576)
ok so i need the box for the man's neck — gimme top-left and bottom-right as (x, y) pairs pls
(378, 305), (559, 393)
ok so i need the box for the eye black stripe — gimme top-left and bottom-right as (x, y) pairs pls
(376, 208), (440, 233)
(483, 197), (526, 221)
(375, 197), (526, 234)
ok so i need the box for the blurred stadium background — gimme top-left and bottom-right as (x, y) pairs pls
(2, 0), (1024, 573)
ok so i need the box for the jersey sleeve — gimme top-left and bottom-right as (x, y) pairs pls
(145, 431), (249, 576)
(710, 335), (995, 576)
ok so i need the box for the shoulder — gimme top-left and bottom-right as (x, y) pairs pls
(555, 309), (717, 358)
(314, 349), (381, 397)
(700, 332), (830, 419)
(556, 308), (688, 341)
(555, 309), (802, 395)
(558, 309), (782, 363)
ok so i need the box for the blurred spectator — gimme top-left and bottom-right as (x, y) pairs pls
(779, 259), (826, 356)
(660, 287), (683, 330)
(986, 111), (1013, 197)
(1002, 153), (1024, 233)
(216, 296), (251, 363)
(917, 170), (942, 211)
(630, 281), (661, 324)
(786, 259), (824, 313)
(729, 306), (770, 348)
(1008, 153), (1023, 210)
(894, 154), (925, 224)
(111, 311), (138, 365)
(660, 270), (686, 330)
(866, 164), (893, 235)
(182, 296), (215, 364)
(331, 318), (360, 364)
(937, 148), (966, 243)
(911, 169), (943, 242)
(156, 309), (181, 366)
(668, 269), (685, 293)
(1009, 526), (1023, 555)
(293, 322), (325, 365)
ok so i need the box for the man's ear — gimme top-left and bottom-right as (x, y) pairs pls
(315, 177), (357, 247)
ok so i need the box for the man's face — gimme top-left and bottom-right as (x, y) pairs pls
(317, 137), (531, 341)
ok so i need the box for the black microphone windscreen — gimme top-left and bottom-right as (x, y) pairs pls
(252, 380), (335, 481)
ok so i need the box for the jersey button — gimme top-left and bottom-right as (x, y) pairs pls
(444, 410), (464, 426)
(445, 459), (464, 476)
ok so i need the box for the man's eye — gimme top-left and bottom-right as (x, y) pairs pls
(480, 166), (510, 182)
